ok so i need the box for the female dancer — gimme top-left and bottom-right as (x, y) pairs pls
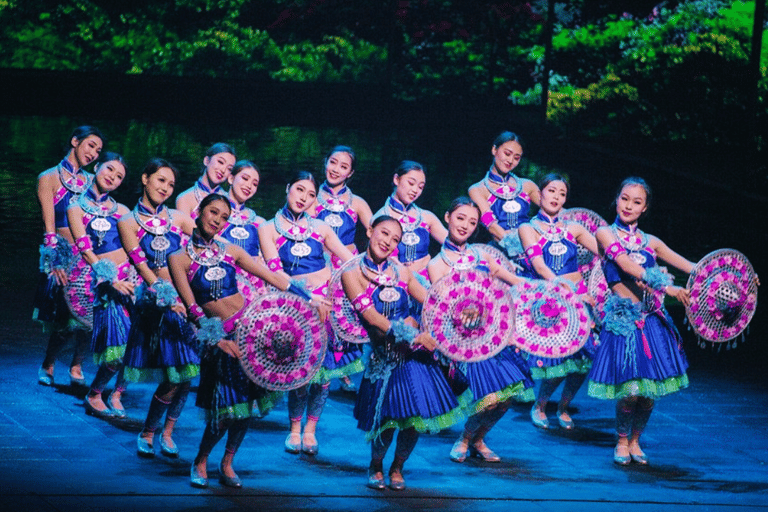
(371, 160), (448, 283)
(468, 131), (540, 262)
(310, 145), (373, 390)
(119, 158), (198, 455)
(175, 143), (236, 218)
(259, 171), (353, 456)
(426, 197), (535, 462)
(342, 216), (470, 490)
(168, 193), (309, 488)
(588, 177), (694, 465)
(67, 152), (135, 418)
(34, 126), (104, 387)
(220, 160), (266, 259)
(519, 174), (600, 430)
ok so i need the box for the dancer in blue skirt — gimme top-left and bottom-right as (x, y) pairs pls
(427, 197), (534, 463)
(588, 177), (694, 466)
(120, 158), (198, 455)
(310, 146), (373, 391)
(342, 216), (471, 491)
(34, 126), (103, 387)
(468, 131), (540, 263)
(169, 193), (309, 489)
(519, 174), (600, 430)
(67, 153), (135, 418)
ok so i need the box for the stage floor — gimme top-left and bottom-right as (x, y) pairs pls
(2, 316), (767, 512)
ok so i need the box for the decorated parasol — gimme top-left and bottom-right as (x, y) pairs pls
(236, 292), (327, 391)
(422, 268), (514, 362)
(328, 253), (371, 344)
(511, 279), (591, 358)
(685, 249), (758, 344)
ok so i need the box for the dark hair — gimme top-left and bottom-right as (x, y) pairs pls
(201, 142), (237, 174)
(445, 197), (481, 242)
(71, 125), (105, 145)
(324, 145), (356, 173)
(370, 214), (403, 233)
(287, 170), (318, 191)
(538, 173), (569, 201)
(614, 176), (652, 215)
(195, 193), (231, 230)
(492, 131), (522, 148)
(95, 151), (128, 174)
(446, 196), (480, 216)
(394, 160), (425, 178)
(231, 160), (260, 178)
(142, 157), (179, 182)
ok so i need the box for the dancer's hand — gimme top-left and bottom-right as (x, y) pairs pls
(459, 305), (481, 330)
(666, 285), (690, 307)
(217, 339), (240, 359)
(112, 279), (135, 296)
(413, 332), (436, 351)
(52, 267), (69, 286)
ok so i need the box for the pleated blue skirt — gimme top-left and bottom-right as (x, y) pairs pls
(464, 347), (535, 404)
(91, 285), (132, 365)
(123, 301), (200, 383)
(354, 349), (471, 439)
(588, 310), (689, 400)
(196, 345), (257, 422)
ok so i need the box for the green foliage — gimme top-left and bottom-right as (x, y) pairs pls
(271, 33), (386, 83)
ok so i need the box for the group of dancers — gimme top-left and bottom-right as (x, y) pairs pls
(32, 126), (751, 492)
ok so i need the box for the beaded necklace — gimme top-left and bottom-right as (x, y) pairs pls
(360, 254), (401, 316)
(439, 239), (481, 271)
(531, 211), (569, 273)
(58, 159), (92, 203)
(192, 177), (224, 207)
(226, 199), (258, 244)
(317, 182), (352, 231)
(385, 195), (423, 262)
(483, 168), (524, 226)
(611, 218), (649, 261)
(275, 205), (317, 263)
(187, 230), (228, 300)
(79, 188), (118, 247)
(134, 199), (174, 267)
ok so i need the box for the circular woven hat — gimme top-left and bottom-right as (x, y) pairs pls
(475, 243), (521, 276)
(328, 253), (371, 344)
(64, 256), (94, 328)
(561, 207), (608, 272)
(686, 249), (758, 342)
(511, 280), (591, 358)
(236, 292), (327, 391)
(422, 268), (514, 362)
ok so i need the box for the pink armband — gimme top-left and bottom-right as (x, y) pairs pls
(188, 303), (204, 323)
(75, 236), (93, 253)
(128, 246), (148, 266)
(605, 241), (627, 260)
(267, 257), (283, 272)
(44, 232), (57, 248)
(525, 244), (543, 260)
(351, 293), (373, 313)
(480, 210), (497, 228)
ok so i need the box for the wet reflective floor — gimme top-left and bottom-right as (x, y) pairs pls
(2, 284), (766, 512)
